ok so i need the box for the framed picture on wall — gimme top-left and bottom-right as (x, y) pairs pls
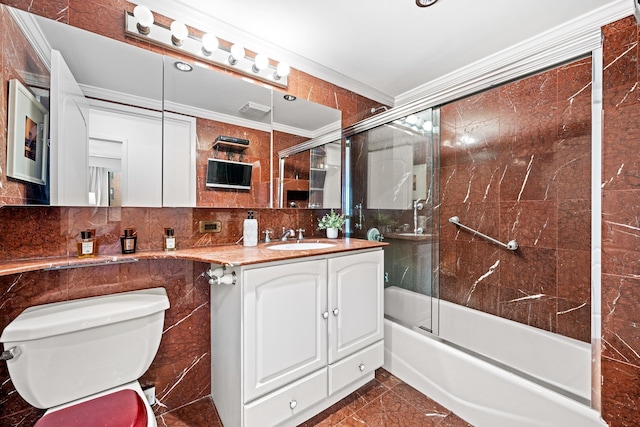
(7, 79), (49, 185)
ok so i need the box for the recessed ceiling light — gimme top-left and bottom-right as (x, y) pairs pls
(174, 61), (193, 72)
(416, 0), (438, 7)
(283, 94), (297, 101)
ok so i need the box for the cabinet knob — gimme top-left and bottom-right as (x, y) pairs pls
(359, 363), (366, 372)
(290, 400), (297, 409)
(322, 311), (329, 319)
(332, 308), (340, 316)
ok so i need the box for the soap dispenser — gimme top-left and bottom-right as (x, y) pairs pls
(243, 211), (258, 247)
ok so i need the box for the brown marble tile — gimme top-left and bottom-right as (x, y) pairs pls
(437, 412), (475, 427)
(374, 368), (402, 390)
(602, 246), (640, 280)
(499, 153), (558, 202)
(556, 298), (591, 343)
(341, 388), (442, 427)
(602, 190), (640, 253)
(498, 286), (558, 333)
(602, 17), (638, 92)
(0, 206), (65, 259)
(505, 244), (551, 296)
(499, 200), (558, 250)
(298, 395), (358, 427)
(555, 136), (591, 201)
(156, 396), (223, 427)
(557, 58), (592, 138)
(601, 356), (640, 426)
(390, 383), (449, 419)
(602, 105), (640, 192)
(557, 199), (591, 252)
(556, 249), (591, 302)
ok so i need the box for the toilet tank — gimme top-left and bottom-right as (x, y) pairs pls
(0, 287), (170, 409)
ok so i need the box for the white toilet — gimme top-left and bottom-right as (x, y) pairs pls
(0, 287), (170, 427)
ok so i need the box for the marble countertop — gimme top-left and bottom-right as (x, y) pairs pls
(0, 238), (387, 277)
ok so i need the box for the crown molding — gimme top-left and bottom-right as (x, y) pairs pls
(394, 0), (632, 107)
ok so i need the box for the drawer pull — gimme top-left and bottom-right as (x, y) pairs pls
(290, 400), (297, 409)
(332, 308), (340, 316)
(322, 311), (329, 319)
(359, 363), (366, 372)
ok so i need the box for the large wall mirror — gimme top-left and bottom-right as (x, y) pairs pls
(0, 4), (341, 208)
(273, 96), (342, 208)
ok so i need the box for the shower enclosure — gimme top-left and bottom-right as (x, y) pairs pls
(344, 107), (439, 334)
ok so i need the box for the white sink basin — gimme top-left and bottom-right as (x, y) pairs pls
(267, 242), (336, 251)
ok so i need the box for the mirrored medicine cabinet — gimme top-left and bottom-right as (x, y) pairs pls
(0, 4), (342, 209)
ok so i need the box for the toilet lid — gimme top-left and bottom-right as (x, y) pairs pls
(34, 389), (148, 427)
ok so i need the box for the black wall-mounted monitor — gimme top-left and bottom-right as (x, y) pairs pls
(206, 158), (252, 190)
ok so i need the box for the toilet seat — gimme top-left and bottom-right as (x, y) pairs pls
(34, 389), (148, 427)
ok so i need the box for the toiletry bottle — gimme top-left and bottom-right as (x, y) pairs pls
(77, 230), (96, 258)
(164, 228), (176, 251)
(120, 228), (137, 254)
(243, 211), (258, 247)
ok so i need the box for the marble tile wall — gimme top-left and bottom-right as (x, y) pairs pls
(195, 119), (271, 208)
(0, 4), (50, 205)
(601, 15), (640, 426)
(438, 57), (592, 343)
(0, 205), (324, 426)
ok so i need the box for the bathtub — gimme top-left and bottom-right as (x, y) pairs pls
(383, 286), (606, 427)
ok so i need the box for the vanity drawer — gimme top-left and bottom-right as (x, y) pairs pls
(244, 368), (327, 427)
(328, 340), (383, 395)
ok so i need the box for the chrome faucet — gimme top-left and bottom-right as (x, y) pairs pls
(413, 199), (425, 234)
(281, 227), (295, 241)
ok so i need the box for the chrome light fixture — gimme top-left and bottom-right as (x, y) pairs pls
(133, 5), (153, 35)
(201, 33), (218, 56)
(228, 44), (245, 65)
(124, 7), (290, 87)
(170, 21), (188, 46)
(416, 0), (438, 7)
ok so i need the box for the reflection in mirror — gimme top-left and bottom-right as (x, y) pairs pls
(0, 5), (50, 205)
(3, 6), (164, 206)
(367, 110), (433, 210)
(273, 95), (342, 208)
(163, 59), (273, 208)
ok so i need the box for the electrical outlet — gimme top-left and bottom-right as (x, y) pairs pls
(143, 386), (156, 406)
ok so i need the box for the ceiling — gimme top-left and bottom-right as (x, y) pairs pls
(133, 0), (631, 106)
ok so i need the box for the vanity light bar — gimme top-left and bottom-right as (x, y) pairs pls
(124, 11), (288, 88)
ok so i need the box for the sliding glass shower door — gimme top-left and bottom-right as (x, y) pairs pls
(345, 108), (439, 334)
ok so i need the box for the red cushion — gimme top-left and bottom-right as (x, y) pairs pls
(34, 389), (148, 427)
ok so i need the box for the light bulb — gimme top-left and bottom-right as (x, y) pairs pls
(274, 62), (291, 80)
(201, 33), (218, 56)
(170, 21), (188, 46)
(252, 53), (269, 73)
(405, 114), (418, 125)
(229, 44), (245, 65)
(422, 120), (433, 132)
(133, 5), (154, 35)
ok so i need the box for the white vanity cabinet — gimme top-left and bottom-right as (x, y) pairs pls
(243, 259), (328, 402)
(211, 249), (384, 427)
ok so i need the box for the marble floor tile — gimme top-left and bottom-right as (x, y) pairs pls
(156, 368), (473, 427)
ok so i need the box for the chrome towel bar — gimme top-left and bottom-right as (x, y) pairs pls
(449, 216), (518, 251)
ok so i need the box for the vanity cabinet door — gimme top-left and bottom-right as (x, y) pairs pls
(327, 250), (384, 364)
(243, 259), (328, 403)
